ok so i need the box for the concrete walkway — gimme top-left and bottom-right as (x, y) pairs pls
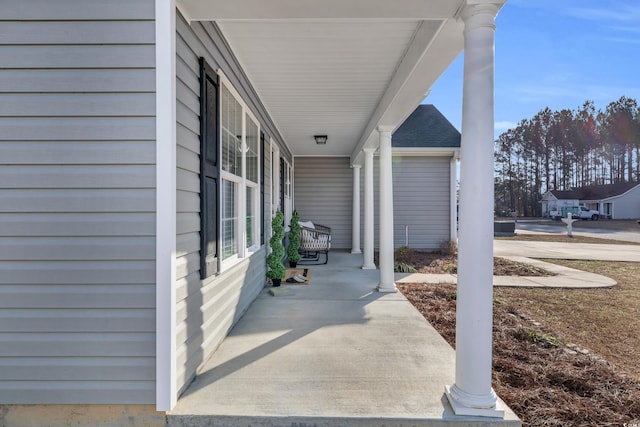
(514, 220), (640, 243)
(494, 240), (640, 262)
(396, 256), (617, 288)
(169, 252), (520, 427)
(396, 239), (638, 288)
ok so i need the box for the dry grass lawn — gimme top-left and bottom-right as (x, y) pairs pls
(495, 259), (640, 381)
(399, 226), (640, 426)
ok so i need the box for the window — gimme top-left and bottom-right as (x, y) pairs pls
(201, 67), (261, 271)
(245, 114), (259, 250)
(221, 180), (237, 260)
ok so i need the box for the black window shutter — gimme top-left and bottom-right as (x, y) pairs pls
(199, 58), (220, 279)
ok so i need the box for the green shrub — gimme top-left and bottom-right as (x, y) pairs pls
(394, 262), (416, 273)
(287, 210), (301, 265)
(267, 211), (286, 280)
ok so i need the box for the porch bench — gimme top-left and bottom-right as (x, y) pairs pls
(298, 222), (331, 264)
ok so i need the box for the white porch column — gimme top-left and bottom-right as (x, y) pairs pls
(362, 148), (376, 269)
(351, 165), (362, 254)
(377, 126), (396, 293)
(445, 3), (504, 418)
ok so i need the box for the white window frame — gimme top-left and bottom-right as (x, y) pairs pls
(271, 145), (280, 217)
(244, 109), (261, 255)
(218, 71), (261, 271)
(283, 159), (292, 227)
(220, 174), (241, 269)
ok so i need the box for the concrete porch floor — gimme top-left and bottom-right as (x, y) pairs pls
(168, 251), (520, 427)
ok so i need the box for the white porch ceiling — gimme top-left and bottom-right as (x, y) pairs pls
(178, 0), (469, 162)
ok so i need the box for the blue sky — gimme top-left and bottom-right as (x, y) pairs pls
(424, 0), (640, 138)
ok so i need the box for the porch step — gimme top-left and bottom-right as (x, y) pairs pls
(167, 414), (521, 427)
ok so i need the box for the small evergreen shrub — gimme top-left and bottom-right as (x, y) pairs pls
(287, 210), (301, 265)
(267, 211), (286, 281)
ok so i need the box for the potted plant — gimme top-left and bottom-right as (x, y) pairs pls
(287, 210), (301, 268)
(267, 211), (286, 286)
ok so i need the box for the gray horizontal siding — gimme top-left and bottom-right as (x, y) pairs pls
(0, 141), (156, 165)
(0, 285), (155, 309)
(0, 261), (154, 285)
(174, 13), (271, 397)
(294, 157), (352, 249)
(0, 213), (155, 236)
(0, 357), (154, 381)
(391, 156), (451, 249)
(360, 155), (452, 250)
(0, 189), (155, 212)
(0, 1), (156, 405)
(0, 45), (155, 68)
(0, 237), (155, 261)
(0, 0), (155, 20)
(0, 93), (155, 117)
(0, 117), (155, 140)
(0, 165), (156, 188)
(0, 21), (155, 44)
(0, 69), (156, 93)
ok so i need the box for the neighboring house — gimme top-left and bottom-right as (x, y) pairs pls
(294, 104), (460, 250)
(541, 181), (640, 219)
(0, 0), (506, 424)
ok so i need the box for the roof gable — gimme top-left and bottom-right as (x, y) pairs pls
(392, 104), (461, 148)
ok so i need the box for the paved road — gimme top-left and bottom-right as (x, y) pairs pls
(514, 220), (640, 243)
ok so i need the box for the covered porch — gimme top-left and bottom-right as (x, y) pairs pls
(168, 251), (519, 426)
(159, 0), (510, 420)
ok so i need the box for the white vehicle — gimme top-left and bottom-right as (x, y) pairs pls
(549, 205), (600, 220)
(574, 205), (600, 220)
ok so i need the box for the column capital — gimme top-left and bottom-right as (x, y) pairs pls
(351, 164), (362, 169)
(461, 2), (499, 31)
(363, 147), (376, 155)
(376, 125), (394, 134)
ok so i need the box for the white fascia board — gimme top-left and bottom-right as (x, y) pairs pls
(155, 0), (178, 412)
(179, 0), (460, 20)
(176, 0), (193, 23)
(392, 147), (460, 157)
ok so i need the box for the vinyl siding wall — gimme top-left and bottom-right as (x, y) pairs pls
(611, 185), (640, 219)
(293, 157), (353, 249)
(293, 156), (451, 251)
(175, 14), (286, 395)
(389, 156), (451, 249)
(0, 1), (157, 404)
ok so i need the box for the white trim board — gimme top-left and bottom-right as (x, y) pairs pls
(155, 0), (178, 412)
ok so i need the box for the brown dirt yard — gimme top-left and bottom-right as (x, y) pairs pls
(398, 223), (640, 426)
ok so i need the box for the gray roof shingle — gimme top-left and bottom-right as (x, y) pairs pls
(551, 181), (640, 200)
(392, 104), (461, 148)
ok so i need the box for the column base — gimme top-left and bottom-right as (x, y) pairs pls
(351, 249), (362, 254)
(445, 385), (505, 418)
(362, 264), (376, 270)
(377, 283), (397, 293)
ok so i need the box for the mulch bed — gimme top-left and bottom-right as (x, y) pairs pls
(395, 247), (553, 276)
(399, 283), (640, 427)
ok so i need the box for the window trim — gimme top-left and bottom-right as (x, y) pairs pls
(244, 111), (261, 254)
(217, 71), (262, 270)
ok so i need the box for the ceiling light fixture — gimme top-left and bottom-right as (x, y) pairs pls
(314, 135), (328, 145)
